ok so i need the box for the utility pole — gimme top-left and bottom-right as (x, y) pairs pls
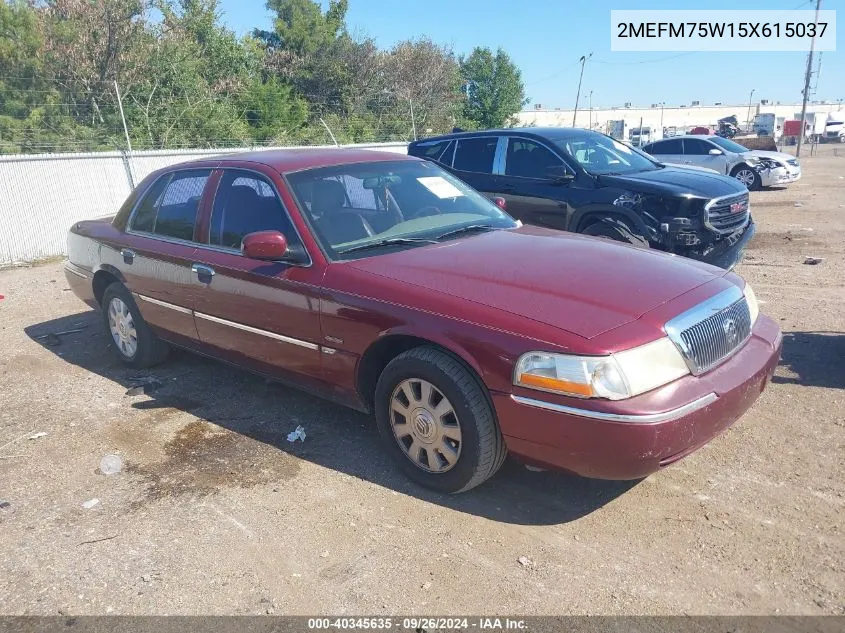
(659, 102), (665, 137)
(572, 53), (591, 127)
(113, 80), (135, 188)
(588, 91), (593, 130)
(746, 88), (755, 133)
(797, 0), (822, 158)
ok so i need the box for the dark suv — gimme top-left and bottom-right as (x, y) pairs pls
(408, 128), (755, 269)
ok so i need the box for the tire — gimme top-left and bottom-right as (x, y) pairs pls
(101, 282), (169, 368)
(582, 217), (649, 248)
(731, 164), (762, 191)
(374, 346), (506, 493)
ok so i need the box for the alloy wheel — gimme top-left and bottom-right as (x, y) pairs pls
(108, 296), (138, 359)
(735, 169), (756, 187)
(389, 378), (462, 473)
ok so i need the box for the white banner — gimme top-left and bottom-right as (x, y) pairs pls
(611, 10), (837, 52)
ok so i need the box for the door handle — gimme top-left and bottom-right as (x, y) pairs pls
(120, 248), (135, 264)
(191, 263), (215, 283)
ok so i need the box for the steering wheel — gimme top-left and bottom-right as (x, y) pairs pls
(406, 205), (443, 220)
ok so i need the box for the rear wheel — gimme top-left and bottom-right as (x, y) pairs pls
(732, 164), (762, 190)
(101, 283), (169, 368)
(582, 218), (649, 248)
(374, 347), (506, 493)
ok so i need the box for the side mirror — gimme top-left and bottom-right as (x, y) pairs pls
(242, 230), (289, 261)
(708, 148), (723, 156)
(545, 164), (575, 183)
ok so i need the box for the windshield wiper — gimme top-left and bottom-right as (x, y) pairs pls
(337, 237), (437, 255)
(434, 224), (496, 241)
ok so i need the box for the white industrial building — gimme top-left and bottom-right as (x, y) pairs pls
(516, 101), (844, 139)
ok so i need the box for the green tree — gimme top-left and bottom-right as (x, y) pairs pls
(460, 47), (527, 129)
(257, 0), (347, 57)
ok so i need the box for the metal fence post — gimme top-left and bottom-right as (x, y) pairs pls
(120, 149), (136, 189)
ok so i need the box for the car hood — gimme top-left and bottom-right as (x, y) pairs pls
(345, 225), (727, 339)
(597, 166), (744, 198)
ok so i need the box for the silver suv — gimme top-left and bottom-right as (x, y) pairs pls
(642, 135), (801, 191)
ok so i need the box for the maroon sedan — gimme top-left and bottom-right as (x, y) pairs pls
(64, 149), (782, 493)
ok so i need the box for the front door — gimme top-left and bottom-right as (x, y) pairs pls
(190, 168), (324, 384)
(682, 138), (730, 174)
(494, 137), (573, 231)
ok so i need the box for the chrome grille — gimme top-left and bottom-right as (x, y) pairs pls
(665, 287), (752, 375)
(705, 192), (750, 234)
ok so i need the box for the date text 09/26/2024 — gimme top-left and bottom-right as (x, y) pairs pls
(307, 617), (527, 630)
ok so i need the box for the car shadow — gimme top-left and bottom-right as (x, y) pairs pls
(25, 311), (639, 526)
(774, 331), (845, 390)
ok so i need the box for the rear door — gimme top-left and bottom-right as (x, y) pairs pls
(643, 138), (683, 164)
(190, 167), (324, 384)
(682, 138), (730, 174)
(449, 136), (503, 195)
(118, 169), (212, 343)
(494, 136), (574, 229)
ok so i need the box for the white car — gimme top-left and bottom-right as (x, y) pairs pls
(642, 135), (801, 190)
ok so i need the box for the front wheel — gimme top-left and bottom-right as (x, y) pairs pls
(374, 347), (506, 493)
(101, 283), (169, 368)
(732, 164), (762, 191)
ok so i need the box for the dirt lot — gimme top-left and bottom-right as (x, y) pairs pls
(0, 145), (843, 616)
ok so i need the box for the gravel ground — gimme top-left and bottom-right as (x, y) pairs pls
(0, 145), (843, 616)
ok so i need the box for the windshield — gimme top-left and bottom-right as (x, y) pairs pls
(286, 160), (517, 260)
(708, 136), (749, 153)
(550, 132), (660, 175)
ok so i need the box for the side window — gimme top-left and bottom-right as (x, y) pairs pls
(130, 170), (208, 241)
(646, 139), (682, 155)
(505, 139), (562, 178)
(683, 139), (713, 155)
(210, 171), (302, 251)
(453, 137), (498, 174)
(415, 139), (454, 165)
(130, 175), (169, 233)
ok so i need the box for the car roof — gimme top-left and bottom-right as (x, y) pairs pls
(181, 148), (419, 173)
(411, 127), (602, 145)
(651, 135), (721, 141)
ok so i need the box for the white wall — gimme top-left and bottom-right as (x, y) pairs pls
(0, 142), (408, 266)
(517, 102), (844, 137)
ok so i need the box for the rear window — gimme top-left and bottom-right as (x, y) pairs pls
(453, 137), (498, 174)
(413, 139), (454, 165)
(129, 169), (210, 241)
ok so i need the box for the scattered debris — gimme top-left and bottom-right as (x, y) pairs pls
(422, 581), (432, 590)
(99, 454), (123, 475)
(82, 498), (100, 509)
(517, 555), (533, 567)
(0, 501), (12, 512)
(287, 425), (307, 443)
(803, 256), (824, 265)
(524, 464), (545, 472)
(319, 550), (329, 558)
(125, 379), (162, 396)
(34, 326), (88, 341)
(141, 574), (152, 583)
(28, 432), (48, 440)
(77, 534), (118, 546)
(794, 202), (803, 207)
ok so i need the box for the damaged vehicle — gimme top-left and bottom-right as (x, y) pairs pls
(642, 135), (801, 190)
(408, 128), (754, 270)
(65, 149), (781, 493)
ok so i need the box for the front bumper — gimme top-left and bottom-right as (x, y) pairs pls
(760, 166), (801, 186)
(682, 217), (756, 271)
(494, 315), (782, 480)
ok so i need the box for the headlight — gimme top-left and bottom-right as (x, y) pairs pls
(612, 191), (645, 210)
(514, 337), (690, 401)
(743, 282), (759, 324)
(757, 158), (781, 170)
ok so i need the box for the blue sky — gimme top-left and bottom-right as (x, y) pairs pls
(216, 0), (843, 110)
